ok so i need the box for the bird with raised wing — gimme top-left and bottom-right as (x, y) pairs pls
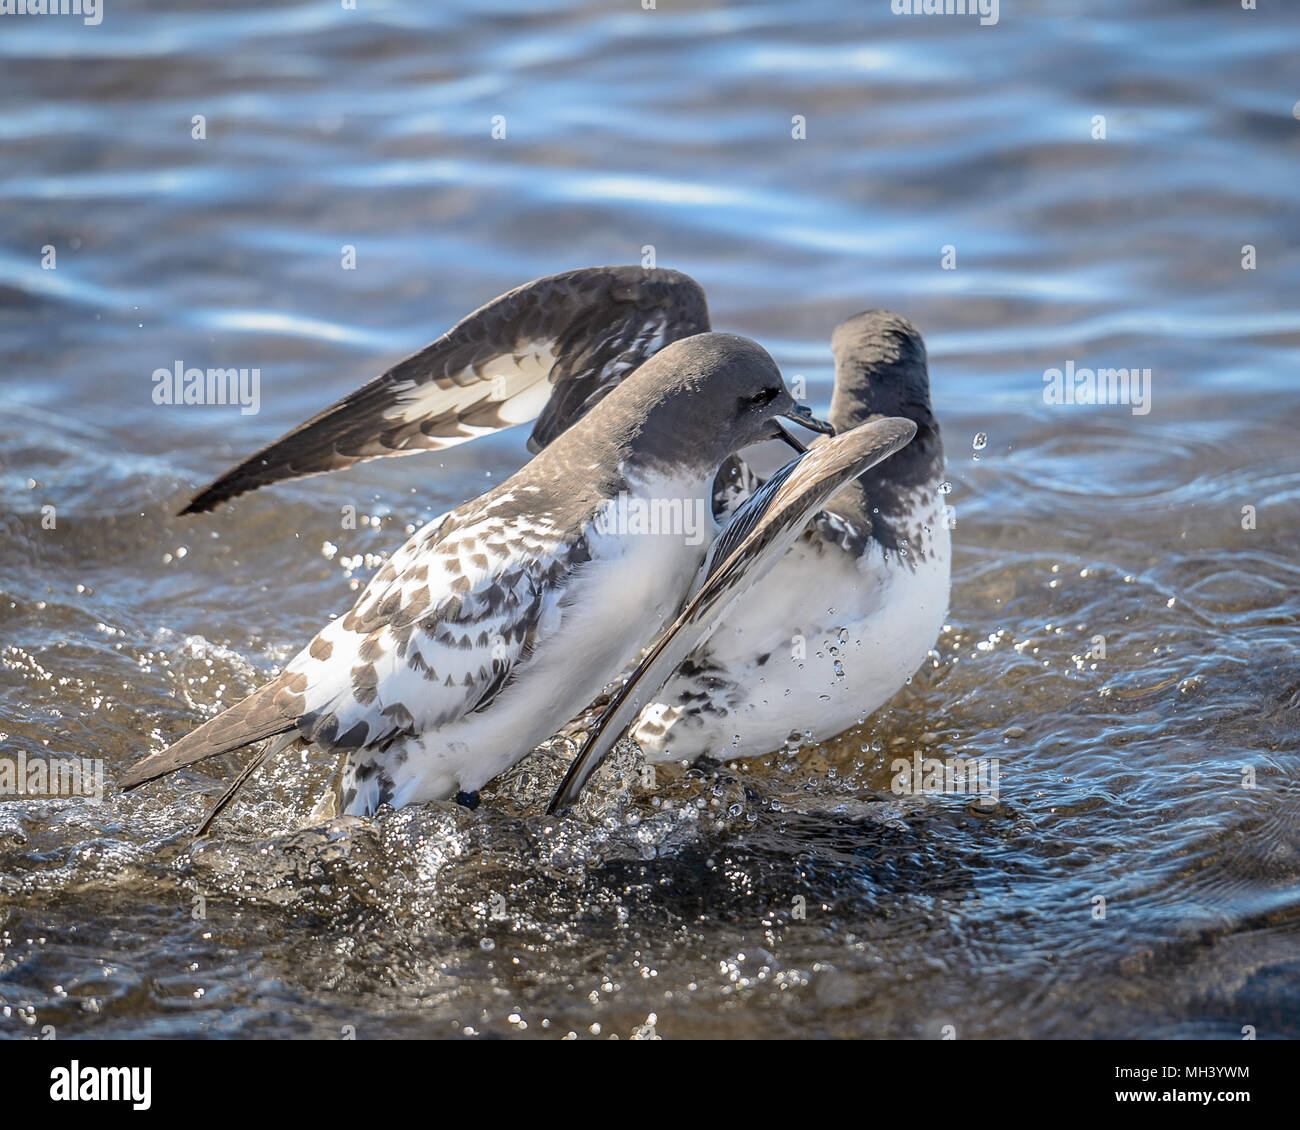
(119, 332), (829, 829)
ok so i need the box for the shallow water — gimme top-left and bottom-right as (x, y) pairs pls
(1, 0), (1298, 1039)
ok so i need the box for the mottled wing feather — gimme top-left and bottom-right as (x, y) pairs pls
(121, 503), (591, 797)
(698, 458), (800, 578)
(181, 266), (709, 514)
(287, 512), (578, 754)
(547, 416), (918, 812)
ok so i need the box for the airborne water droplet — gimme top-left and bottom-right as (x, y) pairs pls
(972, 432), (988, 451)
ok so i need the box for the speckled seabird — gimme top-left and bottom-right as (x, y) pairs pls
(629, 310), (950, 764)
(119, 331), (830, 826)
(549, 413), (920, 810)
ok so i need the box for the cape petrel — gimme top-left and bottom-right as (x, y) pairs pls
(628, 309), (950, 764)
(119, 331), (830, 828)
(548, 413), (921, 810)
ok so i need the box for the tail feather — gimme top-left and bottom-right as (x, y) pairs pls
(193, 732), (296, 838)
(119, 672), (304, 790)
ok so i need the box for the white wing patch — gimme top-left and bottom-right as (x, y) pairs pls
(384, 341), (558, 429)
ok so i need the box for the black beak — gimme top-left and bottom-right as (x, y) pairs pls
(781, 404), (834, 435)
(764, 418), (808, 454)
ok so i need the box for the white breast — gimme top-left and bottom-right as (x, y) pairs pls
(377, 472), (717, 806)
(633, 489), (951, 762)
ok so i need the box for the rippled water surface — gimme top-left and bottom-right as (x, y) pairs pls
(2, 0), (1298, 1039)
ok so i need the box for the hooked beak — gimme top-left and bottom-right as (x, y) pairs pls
(780, 403), (832, 434)
(781, 403), (834, 435)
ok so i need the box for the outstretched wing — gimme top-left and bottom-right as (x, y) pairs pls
(181, 266), (710, 514)
(547, 416), (918, 812)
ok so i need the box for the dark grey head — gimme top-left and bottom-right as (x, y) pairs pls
(579, 331), (828, 479)
(830, 311), (934, 431)
(823, 311), (944, 551)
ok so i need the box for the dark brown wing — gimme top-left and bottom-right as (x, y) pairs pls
(181, 266), (710, 514)
(547, 416), (918, 812)
(117, 672), (304, 788)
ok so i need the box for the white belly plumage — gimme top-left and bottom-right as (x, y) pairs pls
(632, 498), (951, 763)
(342, 480), (714, 814)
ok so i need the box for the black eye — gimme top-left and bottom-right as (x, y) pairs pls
(742, 387), (780, 409)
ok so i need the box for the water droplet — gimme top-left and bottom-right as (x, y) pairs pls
(972, 432), (988, 451)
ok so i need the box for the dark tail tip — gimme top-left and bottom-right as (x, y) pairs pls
(177, 492), (215, 517)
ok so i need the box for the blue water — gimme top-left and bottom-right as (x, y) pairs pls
(0, 0), (1297, 1038)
